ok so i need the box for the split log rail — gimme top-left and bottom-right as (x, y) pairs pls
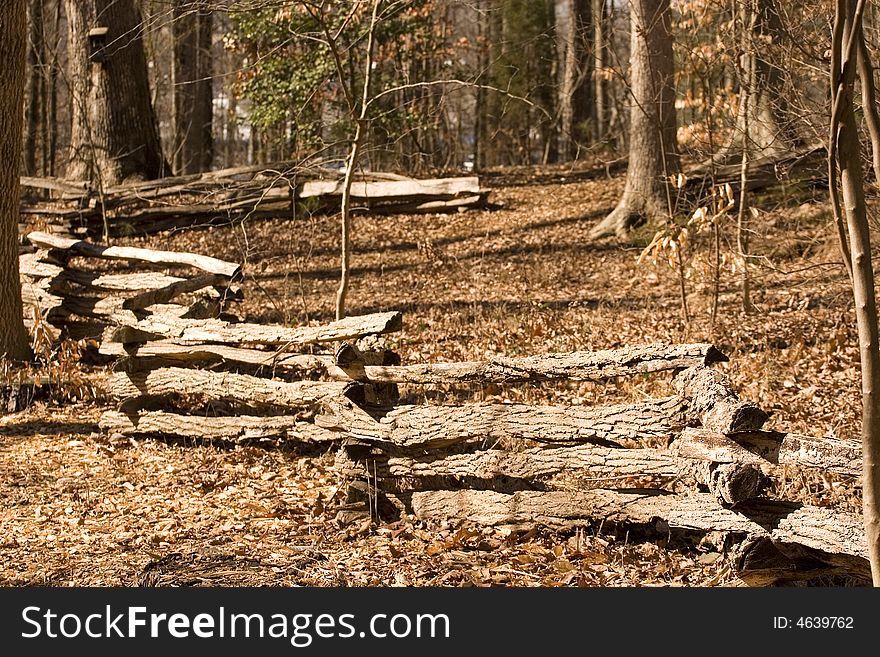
(19, 163), (491, 239)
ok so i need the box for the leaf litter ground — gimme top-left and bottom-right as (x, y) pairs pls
(1, 163), (868, 586)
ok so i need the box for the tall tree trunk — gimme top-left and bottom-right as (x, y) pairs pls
(830, 0), (880, 585)
(592, 0), (607, 144)
(590, 0), (679, 238)
(555, 0), (591, 162)
(43, 0), (61, 177)
(23, 0), (43, 177)
(0, 0), (33, 361)
(479, 1), (504, 168)
(65, 0), (168, 185)
(173, 1), (213, 174)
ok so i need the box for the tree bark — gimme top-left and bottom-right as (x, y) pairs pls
(111, 310), (402, 347)
(590, 0), (679, 238)
(23, 0), (43, 177)
(65, 0), (168, 185)
(555, 0), (591, 161)
(1, 0), (32, 361)
(592, 0), (607, 143)
(107, 366), (349, 408)
(100, 410), (338, 443)
(172, 1), (213, 174)
(830, 0), (880, 585)
(672, 365), (768, 433)
(322, 396), (689, 449)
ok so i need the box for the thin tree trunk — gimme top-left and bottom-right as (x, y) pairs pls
(737, 0), (756, 313)
(335, 0), (381, 320)
(857, 31), (880, 183)
(23, 0), (43, 177)
(831, 0), (880, 585)
(44, 0), (61, 176)
(590, 0), (679, 238)
(0, 0), (33, 361)
(555, 0), (591, 162)
(592, 0), (606, 144)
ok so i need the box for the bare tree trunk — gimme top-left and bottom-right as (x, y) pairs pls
(172, 1), (214, 174)
(592, 0), (607, 144)
(334, 0), (381, 320)
(65, 0), (168, 184)
(1, 0), (33, 361)
(857, 30), (880, 183)
(44, 0), (61, 176)
(23, 0), (43, 177)
(830, 0), (880, 585)
(555, 0), (591, 162)
(590, 0), (679, 238)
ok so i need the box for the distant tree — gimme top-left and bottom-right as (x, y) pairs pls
(554, 0), (591, 162)
(481, 0), (556, 166)
(713, 0), (801, 166)
(173, 0), (213, 174)
(1, 0), (32, 361)
(65, 0), (168, 185)
(590, 0), (679, 238)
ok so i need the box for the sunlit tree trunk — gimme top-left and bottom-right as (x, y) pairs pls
(830, 0), (880, 585)
(590, 0), (679, 238)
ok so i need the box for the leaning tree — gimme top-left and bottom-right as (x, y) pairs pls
(0, 0), (32, 361)
(590, 0), (679, 238)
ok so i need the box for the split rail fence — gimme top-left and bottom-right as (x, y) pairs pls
(19, 164), (490, 239)
(16, 232), (870, 585)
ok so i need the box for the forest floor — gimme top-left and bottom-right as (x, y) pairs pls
(1, 161), (868, 586)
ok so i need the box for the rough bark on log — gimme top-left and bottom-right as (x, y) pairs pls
(355, 343), (726, 384)
(99, 340), (336, 370)
(674, 428), (861, 477)
(106, 367), (350, 408)
(122, 273), (232, 310)
(111, 310), (403, 347)
(99, 410), (339, 442)
(321, 396), (689, 448)
(673, 366), (768, 432)
(409, 489), (869, 578)
(708, 463), (769, 507)
(26, 231), (241, 278)
(385, 444), (681, 480)
(20, 253), (209, 293)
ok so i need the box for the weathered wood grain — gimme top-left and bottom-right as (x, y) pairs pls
(111, 310), (403, 347)
(386, 443), (681, 479)
(100, 410), (339, 442)
(673, 366), (768, 433)
(322, 396), (689, 448)
(107, 367), (349, 408)
(674, 427), (862, 477)
(27, 231), (241, 278)
(410, 489), (869, 577)
(357, 343), (726, 384)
